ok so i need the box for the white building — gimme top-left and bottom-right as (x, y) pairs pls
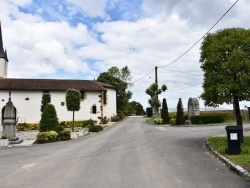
(0, 23), (117, 125)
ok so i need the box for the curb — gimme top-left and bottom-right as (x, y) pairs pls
(205, 138), (250, 181)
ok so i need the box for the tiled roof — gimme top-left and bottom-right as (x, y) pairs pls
(0, 78), (115, 91)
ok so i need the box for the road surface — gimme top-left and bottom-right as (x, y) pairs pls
(0, 116), (249, 188)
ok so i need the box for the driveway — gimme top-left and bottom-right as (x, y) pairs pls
(0, 116), (249, 188)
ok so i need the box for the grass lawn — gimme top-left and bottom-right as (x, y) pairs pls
(208, 136), (250, 172)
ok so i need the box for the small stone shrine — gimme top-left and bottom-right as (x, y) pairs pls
(188, 97), (200, 119)
(2, 91), (22, 143)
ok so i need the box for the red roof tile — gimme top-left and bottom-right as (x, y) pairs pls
(0, 78), (115, 91)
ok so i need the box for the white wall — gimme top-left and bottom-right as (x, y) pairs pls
(103, 88), (117, 119)
(0, 89), (117, 125)
(0, 58), (7, 78)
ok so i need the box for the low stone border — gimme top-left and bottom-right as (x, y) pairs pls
(205, 138), (250, 181)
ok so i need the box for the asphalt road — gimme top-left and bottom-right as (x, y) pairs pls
(0, 117), (250, 188)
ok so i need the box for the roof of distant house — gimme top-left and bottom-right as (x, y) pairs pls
(0, 78), (115, 91)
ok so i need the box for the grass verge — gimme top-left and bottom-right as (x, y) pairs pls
(146, 117), (154, 124)
(208, 136), (250, 172)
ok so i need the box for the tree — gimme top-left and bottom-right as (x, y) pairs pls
(129, 101), (145, 115)
(107, 65), (133, 87)
(66, 89), (81, 132)
(40, 93), (51, 112)
(40, 104), (59, 132)
(161, 98), (170, 124)
(176, 98), (185, 125)
(145, 83), (167, 119)
(97, 66), (133, 112)
(200, 28), (250, 142)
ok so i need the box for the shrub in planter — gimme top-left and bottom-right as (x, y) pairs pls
(58, 129), (71, 141)
(36, 131), (58, 144)
(154, 117), (163, 124)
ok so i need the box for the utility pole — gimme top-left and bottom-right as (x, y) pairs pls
(155, 66), (158, 118)
(155, 66), (158, 84)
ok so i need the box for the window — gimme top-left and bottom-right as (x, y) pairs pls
(92, 105), (97, 114)
(80, 91), (85, 100)
(61, 102), (65, 106)
(103, 91), (107, 105)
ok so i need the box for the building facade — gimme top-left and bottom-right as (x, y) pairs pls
(0, 23), (117, 125)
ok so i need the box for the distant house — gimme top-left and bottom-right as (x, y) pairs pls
(0, 23), (116, 125)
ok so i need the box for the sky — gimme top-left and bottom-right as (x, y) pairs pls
(0, 0), (250, 111)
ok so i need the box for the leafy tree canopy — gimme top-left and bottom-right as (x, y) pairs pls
(200, 28), (250, 107)
(129, 101), (145, 115)
(97, 66), (133, 112)
(65, 88), (81, 111)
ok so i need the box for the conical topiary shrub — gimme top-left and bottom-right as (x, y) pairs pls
(176, 98), (185, 125)
(39, 103), (59, 132)
(161, 98), (170, 124)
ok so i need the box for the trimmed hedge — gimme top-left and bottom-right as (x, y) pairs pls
(36, 131), (58, 144)
(146, 107), (153, 117)
(88, 125), (103, 132)
(190, 114), (225, 124)
(17, 123), (39, 131)
(82, 119), (95, 127)
(58, 129), (71, 141)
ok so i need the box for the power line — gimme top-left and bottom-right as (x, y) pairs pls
(167, 82), (202, 91)
(158, 67), (203, 76)
(159, 0), (239, 68)
(131, 0), (239, 84)
(131, 69), (155, 84)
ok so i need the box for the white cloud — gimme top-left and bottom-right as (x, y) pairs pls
(0, 0), (249, 110)
(65, 0), (109, 18)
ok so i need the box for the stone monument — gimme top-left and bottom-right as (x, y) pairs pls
(2, 91), (22, 143)
(188, 97), (200, 119)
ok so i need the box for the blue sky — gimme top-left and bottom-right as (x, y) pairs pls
(1, 0), (250, 110)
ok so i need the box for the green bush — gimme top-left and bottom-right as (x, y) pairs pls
(82, 119), (95, 127)
(88, 125), (103, 132)
(101, 116), (108, 124)
(36, 131), (58, 144)
(39, 104), (59, 132)
(17, 123), (39, 131)
(117, 113), (123, 120)
(190, 114), (225, 124)
(111, 115), (120, 122)
(58, 129), (71, 141)
(170, 118), (176, 125)
(154, 117), (163, 124)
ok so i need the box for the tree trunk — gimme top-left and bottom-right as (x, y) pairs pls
(72, 110), (75, 132)
(234, 95), (243, 143)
